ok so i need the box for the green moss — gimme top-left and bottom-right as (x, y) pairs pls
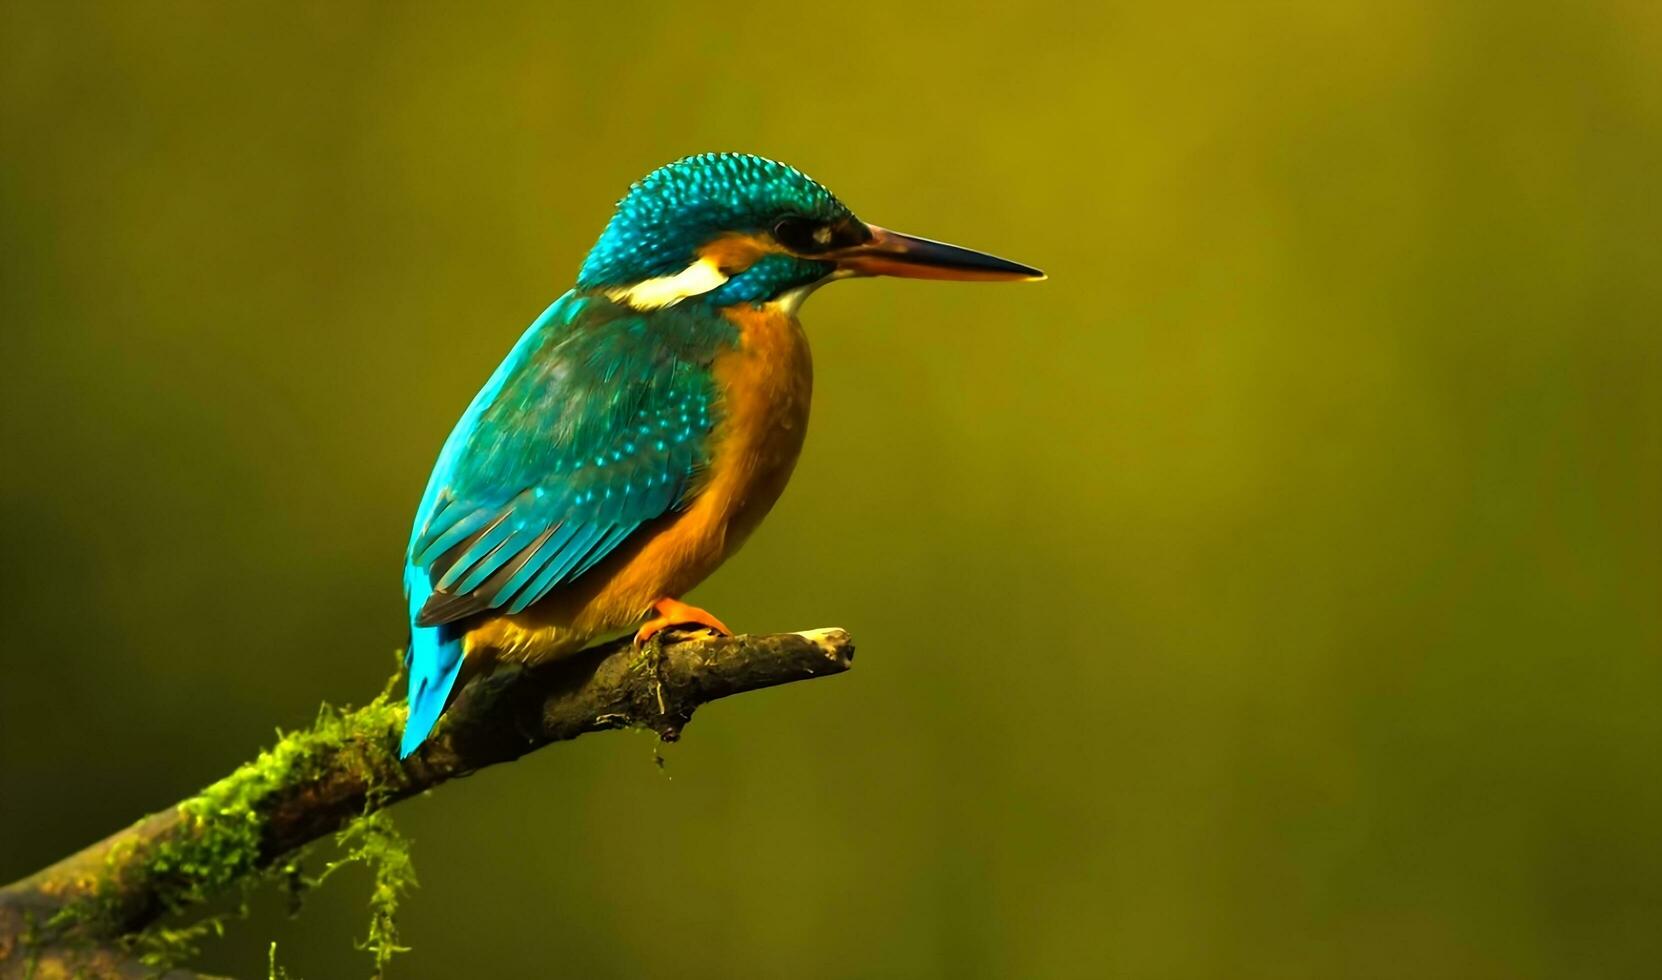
(332, 812), (416, 978)
(145, 694), (405, 906)
(297, 809), (415, 977)
(16, 909), (41, 980)
(127, 901), (244, 970)
(40, 685), (416, 975)
(269, 940), (297, 979)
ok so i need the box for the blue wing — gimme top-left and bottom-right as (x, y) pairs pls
(400, 292), (735, 755)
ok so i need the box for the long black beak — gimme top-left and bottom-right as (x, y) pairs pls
(833, 224), (1045, 282)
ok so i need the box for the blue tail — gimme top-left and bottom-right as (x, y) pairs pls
(401, 618), (466, 758)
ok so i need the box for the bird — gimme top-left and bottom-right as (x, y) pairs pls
(399, 153), (1042, 757)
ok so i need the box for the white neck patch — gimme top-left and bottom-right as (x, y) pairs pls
(767, 268), (852, 317)
(604, 257), (729, 310)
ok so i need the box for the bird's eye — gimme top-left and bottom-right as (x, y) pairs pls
(772, 216), (833, 254)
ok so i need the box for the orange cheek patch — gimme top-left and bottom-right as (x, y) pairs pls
(698, 233), (778, 275)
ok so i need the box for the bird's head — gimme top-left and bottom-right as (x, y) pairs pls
(576, 153), (1043, 313)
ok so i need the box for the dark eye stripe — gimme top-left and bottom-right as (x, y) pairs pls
(772, 215), (868, 255)
(832, 221), (870, 249)
(772, 215), (827, 253)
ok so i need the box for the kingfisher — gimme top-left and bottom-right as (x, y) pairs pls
(399, 153), (1042, 756)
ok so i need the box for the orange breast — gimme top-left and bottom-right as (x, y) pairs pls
(702, 303), (815, 552)
(466, 302), (813, 663)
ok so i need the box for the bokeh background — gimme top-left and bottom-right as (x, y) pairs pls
(3, 2), (1659, 977)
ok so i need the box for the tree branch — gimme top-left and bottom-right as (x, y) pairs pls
(0, 627), (854, 979)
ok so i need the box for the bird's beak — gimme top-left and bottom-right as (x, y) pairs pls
(832, 224), (1046, 282)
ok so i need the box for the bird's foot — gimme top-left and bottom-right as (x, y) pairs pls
(634, 597), (732, 647)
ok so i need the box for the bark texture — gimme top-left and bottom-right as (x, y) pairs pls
(0, 627), (854, 979)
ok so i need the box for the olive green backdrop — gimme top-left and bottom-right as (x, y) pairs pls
(3, 2), (1658, 977)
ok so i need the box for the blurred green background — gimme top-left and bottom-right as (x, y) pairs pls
(3, 2), (1659, 977)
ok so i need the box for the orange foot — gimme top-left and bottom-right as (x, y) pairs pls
(634, 597), (733, 647)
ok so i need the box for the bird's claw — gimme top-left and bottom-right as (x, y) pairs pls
(633, 597), (732, 647)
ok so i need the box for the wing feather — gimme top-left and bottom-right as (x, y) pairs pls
(405, 292), (734, 630)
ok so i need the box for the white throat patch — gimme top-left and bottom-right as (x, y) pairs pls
(605, 257), (729, 310)
(767, 268), (852, 317)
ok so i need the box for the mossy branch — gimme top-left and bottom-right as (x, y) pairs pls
(0, 627), (854, 979)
